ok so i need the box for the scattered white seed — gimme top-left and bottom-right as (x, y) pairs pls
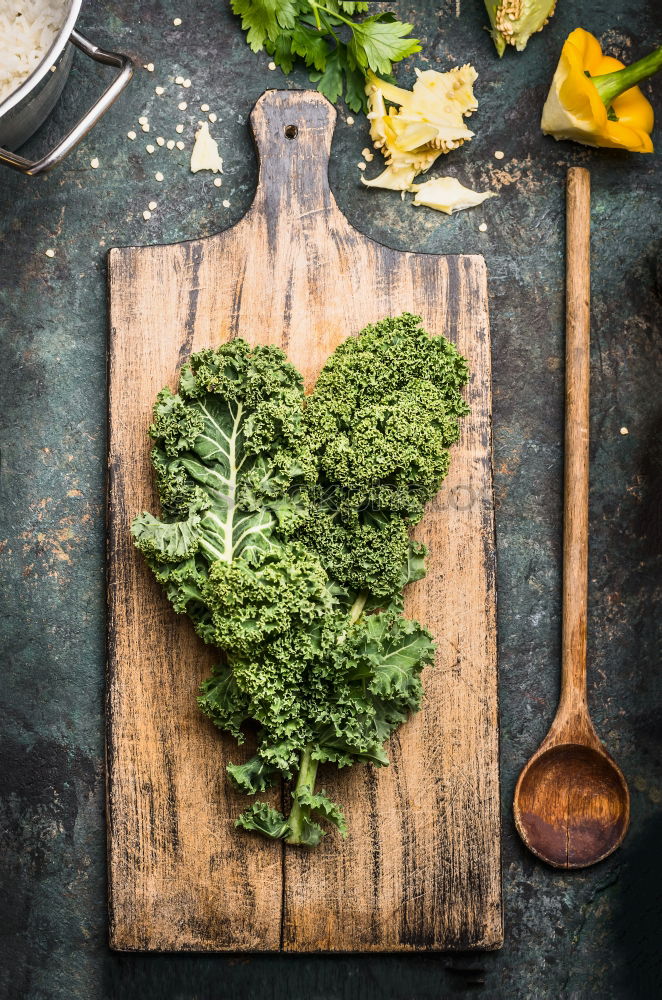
(90, 157), (99, 168)
(620, 426), (629, 435)
(138, 115), (148, 125)
(45, 248), (56, 258)
(494, 150), (505, 160)
(175, 124), (184, 133)
(214, 177), (222, 187)
(156, 136), (165, 146)
(479, 222), (488, 232)
(127, 130), (137, 140)
(175, 75), (184, 84)
(148, 201), (157, 210)
(144, 63), (155, 72)
(208, 112), (217, 123)
(222, 199), (230, 207)
(155, 171), (164, 181)
(155, 86), (165, 95)
(173, 17), (182, 26)
(176, 140), (185, 150)
(357, 161), (366, 171)
(183, 78), (191, 88)
(346, 116), (354, 125)
(143, 210), (152, 220)
(142, 123), (150, 133)
(50, 65), (56, 72)
(200, 103), (209, 112)
(361, 147), (374, 162)
(178, 101), (187, 111)
(146, 144), (155, 153)
(268, 61), (276, 70)
(166, 139), (176, 149)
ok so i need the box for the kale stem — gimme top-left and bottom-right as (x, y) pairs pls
(285, 747), (319, 845)
(592, 45), (662, 105)
(350, 590), (368, 623)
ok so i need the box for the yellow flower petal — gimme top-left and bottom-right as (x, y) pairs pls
(541, 28), (655, 152)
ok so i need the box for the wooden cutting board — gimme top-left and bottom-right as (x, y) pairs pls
(106, 90), (502, 953)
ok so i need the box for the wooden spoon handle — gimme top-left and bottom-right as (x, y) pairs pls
(560, 167), (591, 719)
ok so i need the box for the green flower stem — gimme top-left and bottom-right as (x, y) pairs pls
(592, 45), (662, 105)
(285, 747), (319, 844)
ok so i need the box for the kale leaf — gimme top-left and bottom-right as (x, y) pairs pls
(132, 315), (468, 845)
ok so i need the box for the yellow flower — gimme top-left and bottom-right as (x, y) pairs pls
(541, 29), (661, 153)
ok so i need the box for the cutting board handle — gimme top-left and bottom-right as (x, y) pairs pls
(248, 90), (338, 219)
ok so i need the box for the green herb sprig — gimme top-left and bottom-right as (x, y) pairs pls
(230, 0), (421, 111)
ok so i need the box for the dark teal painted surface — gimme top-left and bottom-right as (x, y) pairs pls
(0, 1), (660, 997)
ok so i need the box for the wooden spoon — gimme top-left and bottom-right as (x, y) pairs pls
(513, 167), (630, 869)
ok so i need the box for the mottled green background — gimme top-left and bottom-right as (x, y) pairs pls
(1, 1), (660, 997)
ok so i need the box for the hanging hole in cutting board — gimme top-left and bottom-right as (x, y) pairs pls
(284, 124), (298, 139)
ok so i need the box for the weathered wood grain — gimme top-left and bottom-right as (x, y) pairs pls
(107, 90), (502, 952)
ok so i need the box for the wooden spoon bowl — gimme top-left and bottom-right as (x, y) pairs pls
(514, 742), (629, 868)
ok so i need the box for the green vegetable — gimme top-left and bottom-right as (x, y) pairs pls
(132, 315), (469, 846)
(230, 0), (421, 112)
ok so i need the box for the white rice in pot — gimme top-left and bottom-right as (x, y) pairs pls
(0, 1), (68, 106)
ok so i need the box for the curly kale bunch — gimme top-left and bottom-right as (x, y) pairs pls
(132, 315), (469, 846)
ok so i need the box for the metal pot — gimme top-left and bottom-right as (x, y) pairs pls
(0, 0), (133, 175)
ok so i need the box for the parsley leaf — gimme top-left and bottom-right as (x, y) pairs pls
(291, 23), (330, 71)
(348, 13), (421, 76)
(230, 0), (300, 51)
(230, 0), (420, 110)
(308, 46), (344, 105)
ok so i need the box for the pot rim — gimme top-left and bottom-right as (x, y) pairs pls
(0, 0), (82, 119)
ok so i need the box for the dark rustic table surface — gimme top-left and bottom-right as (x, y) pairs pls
(1, 1), (660, 998)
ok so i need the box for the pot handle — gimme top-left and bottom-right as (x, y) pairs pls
(0, 30), (133, 175)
